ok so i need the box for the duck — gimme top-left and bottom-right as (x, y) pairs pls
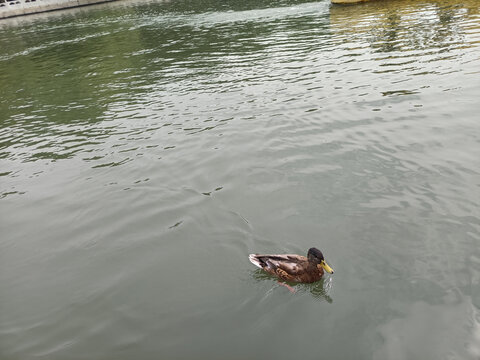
(249, 247), (334, 284)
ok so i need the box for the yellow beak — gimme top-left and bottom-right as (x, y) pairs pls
(320, 260), (334, 274)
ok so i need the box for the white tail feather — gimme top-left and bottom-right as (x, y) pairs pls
(249, 254), (262, 268)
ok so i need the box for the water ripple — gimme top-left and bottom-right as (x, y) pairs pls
(1, 0), (479, 358)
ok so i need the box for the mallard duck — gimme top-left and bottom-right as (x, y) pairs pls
(249, 247), (334, 283)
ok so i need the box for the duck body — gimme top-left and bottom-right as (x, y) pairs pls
(249, 248), (334, 284)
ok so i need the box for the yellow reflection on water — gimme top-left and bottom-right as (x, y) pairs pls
(330, 0), (480, 51)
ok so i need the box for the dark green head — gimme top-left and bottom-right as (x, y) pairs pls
(307, 247), (334, 274)
(307, 247), (324, 262)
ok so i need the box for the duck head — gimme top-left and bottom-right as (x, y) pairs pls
(308, 247), (334, 274)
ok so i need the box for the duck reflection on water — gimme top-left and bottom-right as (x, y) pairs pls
(251, 269), (334, 303)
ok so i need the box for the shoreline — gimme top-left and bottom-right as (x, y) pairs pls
(0, 0), (117, 19)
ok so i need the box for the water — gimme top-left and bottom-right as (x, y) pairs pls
(1, 0), (480, 358)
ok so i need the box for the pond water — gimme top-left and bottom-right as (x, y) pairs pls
(1, 0), (480, 359)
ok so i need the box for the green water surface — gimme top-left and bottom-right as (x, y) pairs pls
(1, 0), (480, 359)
